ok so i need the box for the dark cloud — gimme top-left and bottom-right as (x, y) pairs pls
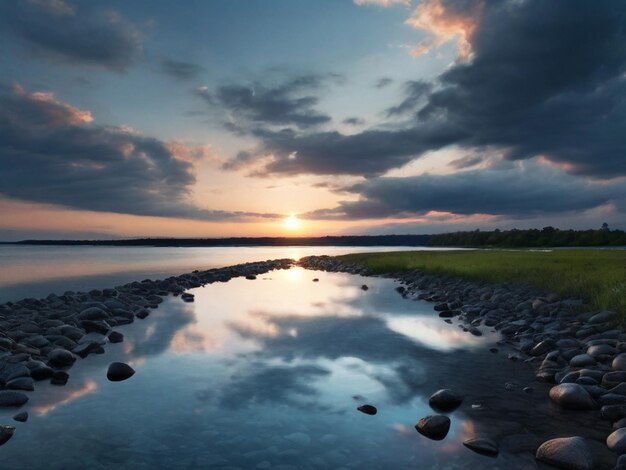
(224, 0), (626, 179)
(374, 77), (393, 88)
(342, 117), (366, 126)
(196, 74), (338, 131)
(159, 58), (204, 81)
(448, 154), (484, 169)
(1, 0), (142, 71)
(0, 84), (278, 220)
(305, 164), (626, 220)
(385, 80), (432, 116)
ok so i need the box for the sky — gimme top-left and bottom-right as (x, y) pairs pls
(0, 0), (625, 240)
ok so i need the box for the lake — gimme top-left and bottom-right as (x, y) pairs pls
(0, 245), (453, 303)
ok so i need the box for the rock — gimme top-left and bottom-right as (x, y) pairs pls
(549, 383), (596, 410)
(489, 347), (499, 353)
(357, 404), (377, 415)
(570, 354), (596, 368)
(536, 437), (593, 470)
(587, 344), (616, 358)
(415, 415), (451, 441)
(245, 275), (257, 280)
(604, 372), (626, 389)
(136, 309), (150, 319)
(5, 377), (34, 391)
(613, 354), (626, 371)
(0, 425), (15, 446)
(12, 411), (28, 422)
(72, 341), (102, 358)
(463, 437), (499, 457)
(607, 428), (626, 453)
(0, 390), (29, 407)
(47, 348), (76, 367)
(29, 363), (54, 381)
(80, 320), (110, 334)
(429, 389), (463, 412)
(77, 307), (108, 321)
(469, 327), (482, 336)
(588, 311), (616, 324)
(601, 405), (626, 421)
(51, 370), (69, 386)
(181, 293), (195, 302)
(361, 285), (369, 291)
(108, 331), (124, 343)
(106, 362), (135, 382)
(531, 339), (556, 356)
(312, 278), (319, 282)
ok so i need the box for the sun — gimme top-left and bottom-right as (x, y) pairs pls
(283, 214), (301, 231)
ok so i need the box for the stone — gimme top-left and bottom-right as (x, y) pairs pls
(536, 437), (593, 470)
(531, 339), (556, 356)
(570, 354), (596, 368)
(245, 275), (257, 280)
(108, 331), (124, 343)
(549, 383), (596, 410)
(72, 341), (102, 358)
(613, 354), (626, 371)
(587, 344), (616, 358)
(47, 348), (76, 367)
(361, 285), (368, 291)
(463, 437), (499, 457)
(429, 389), (463, 412)
(415, 415), (451, 441)
(0, 426), (15, 446)
(357, 404), (377, 415)
(604, 372), (626, 389)
(602, 405), (626, 421)
(51, 370), (69, 386)
(181, 293), (195, 302)
(5, 377), (34, 391)
(77, 307), (108, 321)
(0, 390), (29, 407)
(106, 362), (135, 382)
(608, 428), (626, 454)
(12, 411), (28, 422)
(588, 311), (616, 324)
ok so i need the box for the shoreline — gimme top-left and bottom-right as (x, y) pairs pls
(1, 254), (623, 467)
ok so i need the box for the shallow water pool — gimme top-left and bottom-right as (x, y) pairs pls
(0, 268), (614, 469)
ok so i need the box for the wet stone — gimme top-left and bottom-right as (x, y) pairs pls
(107, 362), (135, 382)
(607, 428), (626, 454)
(535, 436), (593, 470)
(429, 389), (463, 412)
(415, 415), (451, 441)
(463, 437), (499, 457)
(51, 370), (69, 386)
(549, 383), (597, 410)
(12, 411), (28, 422)
(0, 425), (15, 446)
(357, 404), (377, 415)
(0, 390), (29, 407)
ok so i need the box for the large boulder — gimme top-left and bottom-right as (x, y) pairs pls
(536, 437), (593, 470)
(47, 348), (76, 367)
(549, 383), (597, 410)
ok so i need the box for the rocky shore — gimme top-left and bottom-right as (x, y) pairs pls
(299, 255), (625, 470)
(1, 254), (624, 468)
(0, 259), (293, 442)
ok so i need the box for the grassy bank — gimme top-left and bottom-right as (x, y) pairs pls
(339, 250), (626, 317)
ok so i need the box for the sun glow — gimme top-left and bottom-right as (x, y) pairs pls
(283, 214), (301, 231)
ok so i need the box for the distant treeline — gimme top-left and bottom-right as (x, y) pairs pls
(429, 226), (626, 247)
(5, 228), (626, 248)
(9, 235), (432, 247)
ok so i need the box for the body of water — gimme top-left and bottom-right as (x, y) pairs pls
(0, 245), (455, 303)
(0, 267), (613, 468)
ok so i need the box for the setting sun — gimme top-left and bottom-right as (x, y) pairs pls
(283, 214), (301, 231)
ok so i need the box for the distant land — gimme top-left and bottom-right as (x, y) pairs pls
(3, 227), (625, 248)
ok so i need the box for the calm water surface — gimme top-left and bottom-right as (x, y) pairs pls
(0, 245), (455, 303)
(0, 268), (613, 469)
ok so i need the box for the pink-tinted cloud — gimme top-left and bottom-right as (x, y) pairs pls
(405, 0), (483, 58)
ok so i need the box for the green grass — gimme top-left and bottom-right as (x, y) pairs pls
(339, 250), (626, 317)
